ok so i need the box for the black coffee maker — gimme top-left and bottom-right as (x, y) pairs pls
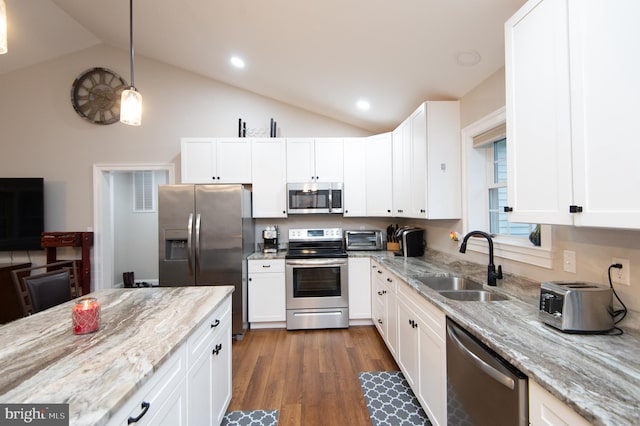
(262, 226), (279, 253)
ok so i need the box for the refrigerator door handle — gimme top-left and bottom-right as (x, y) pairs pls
(187, 213), (194, 276)
(195, 213), (202, 277)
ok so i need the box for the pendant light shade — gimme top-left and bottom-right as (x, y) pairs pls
(120, 0), (142, 126)
(0, 0), (8, 54)
(120, 87), (142, 126)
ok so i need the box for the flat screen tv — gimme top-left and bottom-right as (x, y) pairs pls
(0, 178), (45, 251)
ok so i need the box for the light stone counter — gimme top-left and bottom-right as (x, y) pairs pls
(0, 286), (234, 426)
(363, 249), (640, 426)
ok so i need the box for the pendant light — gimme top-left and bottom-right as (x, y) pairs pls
(120, 0), (142, 126)
(0, 0), (7, 54)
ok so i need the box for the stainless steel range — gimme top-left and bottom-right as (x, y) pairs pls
(285, 228), (349, 330)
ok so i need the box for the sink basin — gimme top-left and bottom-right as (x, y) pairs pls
(439, 290), (508, 302)
(418, 276), (484, 291)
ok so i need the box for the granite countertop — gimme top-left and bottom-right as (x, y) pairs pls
(363, 249), (640, 426)
(0, 286), (234, 426)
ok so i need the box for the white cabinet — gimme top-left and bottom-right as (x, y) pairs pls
(397, 295), (420, 390)
(348, 257), (371, 320)
(415, 291), (447, 426)
(505, 0), (640, 229)
(248, 259), (286, 326)
(396, 281), (447, 426)
(392, 121), (412, 217)
(181, 138), (252, 184)
(343, 138), (367, 217)
(343, 134), (393, 217)
(110, 347), (188, 426)
(107, 296), (232, 426)
(186, 298), (232, 426)
(529, 380), (590, 426)
(251, 139), (287, 218)
(286, 138), (343, 182)
(371, 261), (398, 357)
(392, 102), (461, 219)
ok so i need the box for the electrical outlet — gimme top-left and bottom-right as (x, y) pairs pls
(563, 250), (576, 273)
(611, 258), (630, 286)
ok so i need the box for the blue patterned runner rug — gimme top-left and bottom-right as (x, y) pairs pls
(359, 371), (431, 426)
(221, 410), (279, 426)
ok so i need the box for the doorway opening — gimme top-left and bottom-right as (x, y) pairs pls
(93, 164), (175, 291)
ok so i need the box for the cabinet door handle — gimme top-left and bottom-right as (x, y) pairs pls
(386, 278), (392, 283)
(377, 270), (383, 274)
(503, 206), (513, 212)
(211, 319), (220, 328)
(127, 401), (150, 424)
(212, 343), (223, 355)
(569, 205), (583, 213)
(262, 264), (271, 268)
(378, 291), (384, 296)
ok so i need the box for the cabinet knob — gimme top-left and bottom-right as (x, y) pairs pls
(386, 278), (392, 283)
(503, 206), (513, 212)
(211, 319), (220, 328)
(212, 343), (223, 355)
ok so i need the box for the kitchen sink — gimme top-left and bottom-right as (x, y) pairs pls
(439, 290), (508, 302)
(418, 276), (484, 291)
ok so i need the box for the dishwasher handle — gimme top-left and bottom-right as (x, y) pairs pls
(447, 322), (515, 390)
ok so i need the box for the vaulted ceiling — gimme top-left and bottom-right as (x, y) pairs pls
(0, 0), (526, 132)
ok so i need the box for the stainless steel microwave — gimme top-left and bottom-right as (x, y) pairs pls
(287, 182), (343, 214)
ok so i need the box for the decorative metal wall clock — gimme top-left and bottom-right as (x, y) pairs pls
(71, 67), (128, 125)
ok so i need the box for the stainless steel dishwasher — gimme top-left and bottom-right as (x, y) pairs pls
(446, 318), (528, 425)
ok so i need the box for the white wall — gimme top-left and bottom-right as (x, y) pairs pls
(0, 44), (369, 266)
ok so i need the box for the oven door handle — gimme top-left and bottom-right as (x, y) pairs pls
(286, 259), (348, 266)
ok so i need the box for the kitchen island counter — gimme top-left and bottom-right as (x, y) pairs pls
(0, 286), (233, 425)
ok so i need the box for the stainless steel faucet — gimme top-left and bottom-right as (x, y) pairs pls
(459, 230), (503, 286)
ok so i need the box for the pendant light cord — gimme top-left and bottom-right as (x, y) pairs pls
(128, 0), (135, 88)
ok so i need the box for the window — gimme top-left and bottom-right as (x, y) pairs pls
(462, 107), (551, 268)
(487, 138), (537, 240)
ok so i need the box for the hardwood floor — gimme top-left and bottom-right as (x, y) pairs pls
(228, 326), (399, 426)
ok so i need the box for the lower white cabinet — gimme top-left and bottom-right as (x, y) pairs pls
(378, 273), (447, 426)
(348, 257), (371, 320)
(248, 259), (286, 326)
(371, 261), (398, 357)
(529, 380), (590, 426)
(111, 346), (188, 426)
(107, 296), (232, 426)
(186, 298), (232, 426)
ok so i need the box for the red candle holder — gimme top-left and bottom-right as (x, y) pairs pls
(72, 297), (101, 335)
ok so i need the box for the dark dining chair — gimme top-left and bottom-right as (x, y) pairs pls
(11, 261), (80, 316)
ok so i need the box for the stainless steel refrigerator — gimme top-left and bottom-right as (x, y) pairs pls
(158, 184), (254, 337)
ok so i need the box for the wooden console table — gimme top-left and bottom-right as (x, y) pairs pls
(41, 232), (93, 295)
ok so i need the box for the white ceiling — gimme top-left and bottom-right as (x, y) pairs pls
(0, 0), (526, 133)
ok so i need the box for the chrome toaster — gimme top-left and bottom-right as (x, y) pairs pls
(539, 281), (613, 333)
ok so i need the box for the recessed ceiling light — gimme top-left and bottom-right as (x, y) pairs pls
(455, 50), (481, 67)
(357, 100), (370, 110)
(230, 56), (245, 69)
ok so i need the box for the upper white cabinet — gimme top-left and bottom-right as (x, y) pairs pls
(181, 138), (252, 184)
(392, 120), (412, 217)
(286, 138), (343, 183)
(505, 0), (640, 229)
(392, 101), (461, 219)
(343, 134), (393, 217)
(251, 138), (287, 218)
